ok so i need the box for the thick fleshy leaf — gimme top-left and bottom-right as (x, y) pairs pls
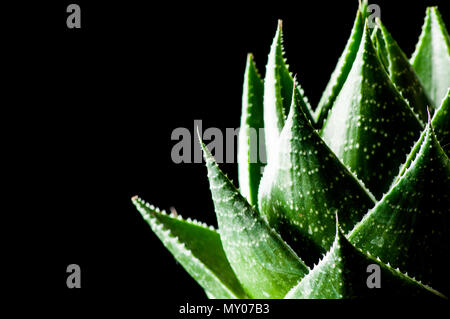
(321, 22), (423, 199)
(258, 83), (375, 265)
(132, 196), (248, 299)
(348, 123), (450, 295)
(432, 89), (450, 156)
(201, 140), (309, 299)
(264, 20), (314, 164)
(375, 19), (434, 122)
(238, 53), (265, 206)
(286, 219), (446, 299)
(410, 6), (450, 106)
(315, 7), (365, 129)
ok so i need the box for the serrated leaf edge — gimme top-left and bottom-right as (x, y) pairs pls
(132, 196), (246, 299)
(286, 224), (447, 299)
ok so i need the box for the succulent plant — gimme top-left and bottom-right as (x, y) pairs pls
(132, 2), (449, 299)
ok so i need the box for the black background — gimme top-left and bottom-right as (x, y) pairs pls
(9, 0), (449, 314)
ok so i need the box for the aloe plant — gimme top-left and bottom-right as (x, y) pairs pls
(132, 3), (449, 299)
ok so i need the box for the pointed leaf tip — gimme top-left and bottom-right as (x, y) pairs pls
(259, 81), (375, 265)
(238, 52), (265, 206)
(349, 122), (450, 295)
(411, 6), (450, 106)
(315, 4), (365, 128)
(287, 217), (446, 299)
(375, 18), (434, 121)
(204, 141), (309, 298)
(321, 19), (423, 198)
(132, 197), (248, 299)
(264, 20), (314, 163)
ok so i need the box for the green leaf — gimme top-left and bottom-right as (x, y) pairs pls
(315, 7), (364, 129)
(374, 19), (434, 122)
(285, 218), (446, 299)
(264, 20), (314, 164)
(432, 89), (450, 157)
(258, 82), (375, 265)
(131, 196), (248, 299)
(371, 26), (389, 73)
(201, 140), (309, 299)
(360, 0), (369, 19)
(410, 6), (450, 106)
(394, 94), (448, 180)
(348, 123), (450, 295)
(238, 53), (265, 206)
(321, 22), (423, 199)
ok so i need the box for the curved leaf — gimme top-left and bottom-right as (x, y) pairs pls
(132, 197), (248, 299)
